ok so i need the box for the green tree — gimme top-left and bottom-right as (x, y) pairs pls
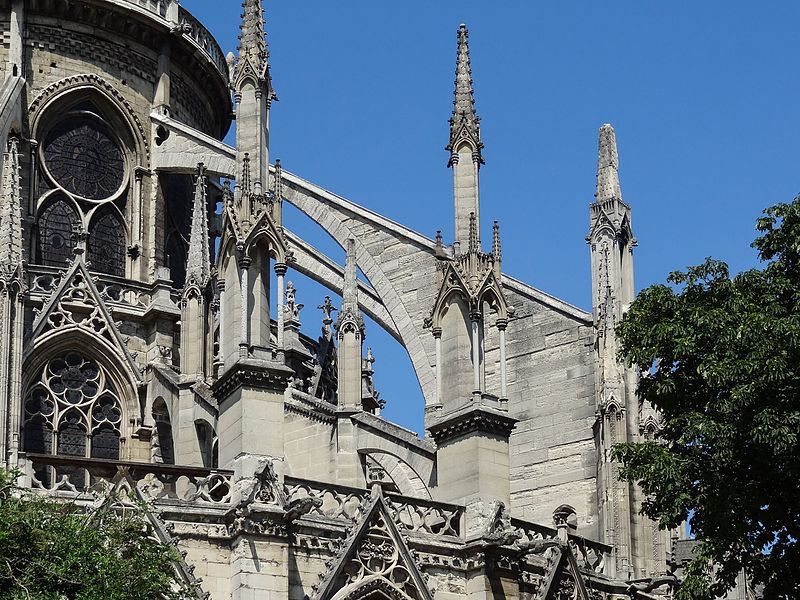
(612, 199), (800, 599)
(0, 469), (197, 599)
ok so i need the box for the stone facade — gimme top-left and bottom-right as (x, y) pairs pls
(0, 1), (720, 599)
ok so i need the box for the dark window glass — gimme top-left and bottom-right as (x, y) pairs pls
(57, 413), (87, 488)
(91, 424), (120, 460)
(88, 208), (126, 276)
(43, 117), (125, 200)
(23, 416), (52, 455)
(37, 197), (79, 267)
(57, 413), (86, 457)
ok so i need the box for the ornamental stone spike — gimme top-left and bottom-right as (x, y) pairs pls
(342, 237), (358, 311)
(448, 24), (483, 163)
(595, 123), (622, 202)
(238, 0), (268, 80)
(185, 163), (211, 289)
(0, 136), (22, 274)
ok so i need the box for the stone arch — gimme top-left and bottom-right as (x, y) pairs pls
(361, 450), (431, 500)
(439, 294), (472, 406)
(29, 73), (149, 165)
(23, 329), (140, 428)
(21, 337), (136, 464)
(282, 173), (437, 406)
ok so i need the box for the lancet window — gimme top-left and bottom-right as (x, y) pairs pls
(35, 101), (130, 276)
(23, 353), (124, 464)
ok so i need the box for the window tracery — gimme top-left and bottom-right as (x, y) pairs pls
(23, 353), (124, 465)
(43, 116), (125, 201)
(87, 208), (126, 276)
(37, 196), (80, 267)
(35, 102), (131, 277)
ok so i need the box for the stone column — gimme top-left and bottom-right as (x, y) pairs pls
(275, 263), (286, 355)
(497, 318), (508, 408)
(238, 255), (250, 359)
(470, 311), (482, 396)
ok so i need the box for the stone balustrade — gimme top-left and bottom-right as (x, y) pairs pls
(510, 517), (610, 574)
(24, 453), (234, 505)
(108, 0), (228, 83)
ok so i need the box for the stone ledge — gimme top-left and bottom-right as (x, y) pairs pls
(428, 404), (518, 444)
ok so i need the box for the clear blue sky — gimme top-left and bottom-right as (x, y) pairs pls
(184, 1), (800, 435)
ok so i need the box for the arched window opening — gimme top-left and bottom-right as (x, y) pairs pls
(37, 196), (80, 267)
(22, 353), (125, 488)
(87, 207), (126, 277)
(152, 399), (175, 465)
(195, 420), (218, 469)
(34, 98), (132, 279)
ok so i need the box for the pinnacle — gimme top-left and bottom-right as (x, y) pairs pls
(595, 123), (621, 203)
(237, 0), (269, 79)
(342, 238), (358, 309)
(185, 163), (211, 289)
(448, 23), (482, 159)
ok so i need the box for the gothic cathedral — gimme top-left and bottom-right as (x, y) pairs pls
(0, 1), (702, 599)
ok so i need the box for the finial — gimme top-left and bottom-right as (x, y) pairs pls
(447, 23), (484, 165)
(241, 153), (251, 197)
(468, 212), (479, 253)
(184, 163), (211, 290)
(492, 221), (501, 262)
(435, 230), (443, 248)
(595, 124), (621, 202)
(237, 0), (269, 82)
(318, 296), (337, 330)
(274, 158), (283, 201)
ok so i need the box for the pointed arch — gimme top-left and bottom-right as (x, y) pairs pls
(36, 193), (80, 267)
(29, 74), (149, 166)
(87, 204), (127, 277)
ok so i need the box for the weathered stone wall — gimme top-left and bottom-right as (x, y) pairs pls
(284, 406), (337, 482)
(500, 289), (598, 538)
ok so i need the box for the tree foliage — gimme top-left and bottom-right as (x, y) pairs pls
(612, 199), (800, 599)
(0, 469), (196, 600)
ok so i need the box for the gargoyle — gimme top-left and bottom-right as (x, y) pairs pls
(284, 496), (323, 522)
(626, 575), (678, 596)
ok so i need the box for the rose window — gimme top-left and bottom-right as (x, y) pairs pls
(43, 117), (125, 201)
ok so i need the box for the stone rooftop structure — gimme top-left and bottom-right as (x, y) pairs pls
(0, 1), (747, 599)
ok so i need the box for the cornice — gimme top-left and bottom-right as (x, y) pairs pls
(428, 404), (517, 444)
(212, 358), (294, 399)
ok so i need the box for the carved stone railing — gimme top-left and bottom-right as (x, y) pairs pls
(511, 518), (610, 574)
(284, 476), (368, 521)
(119, 0), (170, 18)
(110, 0), (228, 83)
(177, 6), (230, 83)
(28, 265), (156, 312)
(386, 493), (463, 538)
(25, 454), (234, 506)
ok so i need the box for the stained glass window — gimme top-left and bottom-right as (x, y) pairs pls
(23, 354), (124, 480)
(88, 208), (126, 276)
(37, 197), (80, 267)
(43, 117), (125, 200)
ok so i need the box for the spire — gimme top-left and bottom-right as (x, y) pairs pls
(0, 135), (22, 280)
(467, 212), (479, 254)
(185, 163), (211, 290)
(238, 0), (268, 82)
(595, 124), (621, 202)
(448, 24), (483, 163)
(342, 238), (358, 311)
